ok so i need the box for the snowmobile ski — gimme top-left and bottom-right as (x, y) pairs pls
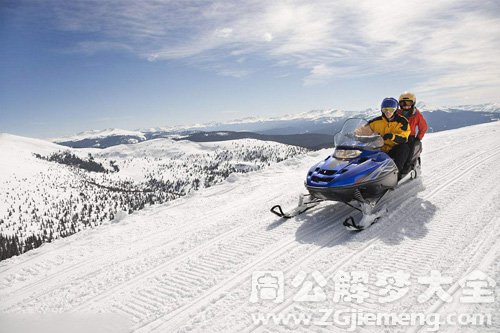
(270, 195), (323, 219)
(397, 164), (420, 186)
(342, 206), (388, 231)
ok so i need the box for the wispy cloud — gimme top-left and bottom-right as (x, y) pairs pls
(15, 0), (500, 102)
(68, 41), (133, 55)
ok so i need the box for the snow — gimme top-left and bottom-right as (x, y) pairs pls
(418, 102), (500, 113)
(87, 137), (294, 182)
(0, 134), (304, 243)
(142, 109), (364, 133)
(1, 122), (499, 332)
(51, 128), (146, 142)
(0, 133), (65, 178)
(225, 109), (352, 123)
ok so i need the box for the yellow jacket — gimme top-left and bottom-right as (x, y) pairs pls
(368, 114), (410, 152)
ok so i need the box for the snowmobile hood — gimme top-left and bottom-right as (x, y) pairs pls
(306, 150), (396, 188)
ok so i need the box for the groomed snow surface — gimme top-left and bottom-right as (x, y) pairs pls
(1, 122), (499, 333)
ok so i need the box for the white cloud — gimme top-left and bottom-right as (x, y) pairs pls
(70, 41), (132, 55)
(215, 68), (250, 78)
(24, 0), (500, 101)
(214, 27), (233, 38)
(263, 33), (273, 42)
(304, 64), (336, 86)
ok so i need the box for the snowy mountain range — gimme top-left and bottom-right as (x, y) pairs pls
(53, 103), (500, 149)
(1, 121), (498, 333)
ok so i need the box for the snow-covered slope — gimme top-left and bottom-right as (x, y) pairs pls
(1, 122), (499, 333)
(0, 135), (306, 259)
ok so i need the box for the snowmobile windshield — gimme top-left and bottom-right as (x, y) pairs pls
(334, 118), (384, 150)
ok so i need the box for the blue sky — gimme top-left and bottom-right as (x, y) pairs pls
(1, 0), (499, 138)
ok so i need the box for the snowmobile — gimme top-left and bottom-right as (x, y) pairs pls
(270, 118), (421, 230)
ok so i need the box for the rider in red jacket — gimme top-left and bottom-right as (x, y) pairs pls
(397, 91), (428, 173)
(398, 91), (428, 140)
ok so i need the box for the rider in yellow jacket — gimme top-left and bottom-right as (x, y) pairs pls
(368, 97), (411, 175)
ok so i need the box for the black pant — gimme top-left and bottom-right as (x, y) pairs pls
(403, 136), (422, 170)
(407, 136), (417, 159)
(388, 143), (410, 173)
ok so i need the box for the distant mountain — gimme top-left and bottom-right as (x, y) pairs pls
(52, 103), (500, 148)
(420, 110), (499, 132)
(52, 128), (147, 148)
(174, 131), (335, 150)
(417, 102), (500, 113)
(143, 109), (371, 137)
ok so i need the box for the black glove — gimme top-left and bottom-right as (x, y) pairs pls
(415, 137), (421, 143)
(383, 133), (393, 140)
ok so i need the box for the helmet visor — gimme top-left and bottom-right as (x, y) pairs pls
(382, 107), (396, 118)
(400, 100), (413, 108)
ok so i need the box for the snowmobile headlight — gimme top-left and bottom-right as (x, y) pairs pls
(333, 149), (362, 159)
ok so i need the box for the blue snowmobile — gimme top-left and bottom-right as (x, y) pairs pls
(271, 118), (421, 230)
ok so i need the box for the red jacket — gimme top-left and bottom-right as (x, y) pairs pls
(398, 108), (428, 140)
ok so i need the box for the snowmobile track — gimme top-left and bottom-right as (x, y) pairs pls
(148, 171), (450, 331)
(26, 198), (343, 317)
(406, 223), (499, 333)
(114, 207), (353, 329)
